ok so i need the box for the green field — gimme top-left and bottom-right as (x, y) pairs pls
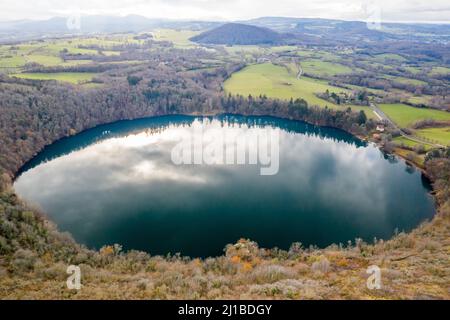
(224, 63), (349, 106)
(62, 59), (94, 66)
(346, 84), (386, 96)
(301, 59), (353, 76)
(393, 136), (432, 150)
(374, 53), (407, 62)
(1, 54), (93, 68)
(379, 103), (450, 128)
(385, 75), (427, 86)
(0, 36), (127, 72)
(407, 95), (433, 106)
(404, 66), (422, 74)
(0, 55), (26, 68)
(154, 29), (200, 48)
(267, 46), (298, 53)
(44, 44), (100, 55)
(224, 63), (375, 117)
(296, 49), (315, 58)
(26, 54), (63, 66)
(393, 136), (421, 148)
(310, 50), (341, 61)
(12, 72), (97, 84)
(415, 127), (450, 146)
(429, 66), (450, 76)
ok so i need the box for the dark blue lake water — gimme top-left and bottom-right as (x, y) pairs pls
(14, 115), (435, 257)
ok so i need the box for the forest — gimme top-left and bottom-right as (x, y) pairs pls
(0, 56), (374, 178)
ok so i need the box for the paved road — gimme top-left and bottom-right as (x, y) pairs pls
(369, 103), (445, 148)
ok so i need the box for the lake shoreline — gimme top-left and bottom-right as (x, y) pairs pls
(13, 110), (432, 182)
(14, 113), (436, 257)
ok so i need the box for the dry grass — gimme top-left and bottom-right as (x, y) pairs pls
(0, 211), (448, 300)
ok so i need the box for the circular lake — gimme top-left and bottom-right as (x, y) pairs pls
(14, 115), (435, 257)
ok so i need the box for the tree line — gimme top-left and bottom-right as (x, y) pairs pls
(0, 63), (374, 181)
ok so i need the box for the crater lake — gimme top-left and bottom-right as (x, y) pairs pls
(14, 115), (435, 257)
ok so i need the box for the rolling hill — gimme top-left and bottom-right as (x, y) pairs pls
(190, 23), (282, 45)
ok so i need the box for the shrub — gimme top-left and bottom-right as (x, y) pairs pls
(10, 249), (38, 273)
(0, 219), (18, 239)
(36, 262), (67, 280)
(225, 239), (260, 262)
(251, 265), (296, 284)
(0, 235), (11, 254)
(414, 145), (426, 154)
(311, 256), (330, 274)
(127, 75), (142, 86)
(288, 242), (303, 258)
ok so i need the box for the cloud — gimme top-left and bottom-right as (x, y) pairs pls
(0, 0), (449, 22)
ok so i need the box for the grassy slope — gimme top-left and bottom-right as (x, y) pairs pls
(392, 137), (433, 151)
(224, 63), (375, 117)
(374, 53), (407, 62)
(416, 127), (450, 146)
(0, 36), (128, 72)
(379, 104), (450, 128)
(26, 54), (63, 66)
(154, 29), (200, 48)
(407, 95), (433, 106)
(430, 66), (450, 76)
(0, 203), (448, 299)
(12, 73), (96, 84)
(384, 75), (428, 86)
(301, 59), (353, 76)
(0, 55), (26, 68)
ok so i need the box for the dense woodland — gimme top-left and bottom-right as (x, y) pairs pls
(0, 57), (374, 178)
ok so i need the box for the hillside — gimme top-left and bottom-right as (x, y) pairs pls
(0, 72), (449, 299)
(190, 23), (282, 45)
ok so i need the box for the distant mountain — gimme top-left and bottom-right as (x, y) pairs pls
(0, 15), (448, 44)
(243, 17), (450, 41)
(0, 15), (220, 43)
(190, 23), (283, 45)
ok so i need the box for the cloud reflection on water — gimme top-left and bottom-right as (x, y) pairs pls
(14, 116), (435, 257)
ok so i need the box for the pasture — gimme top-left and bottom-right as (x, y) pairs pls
(12, 72), (97, 84)
(153, 29), (200, 48)
(301, 59), (353, 76)
(415, 127), (450, 146)
(224, 63), (375, 117)
(378, 103), (450, 128)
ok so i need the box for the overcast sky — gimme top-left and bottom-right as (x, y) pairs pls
(0, 0), (449, 23)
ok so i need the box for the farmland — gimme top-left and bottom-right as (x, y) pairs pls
(0, 35), (135, 74)
(12, 72), (97, 84)
(378, 103), (450, 128)
(224, 63), (375, 117)
(301, 59), (353, 77)
(0, 29), (447, 151)
(393, 136), (432, 149)
(416, 127), (450, 146)
(153, 29), (200, 48)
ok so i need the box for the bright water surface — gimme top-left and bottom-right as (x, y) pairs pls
(14, 115), (435, 257)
